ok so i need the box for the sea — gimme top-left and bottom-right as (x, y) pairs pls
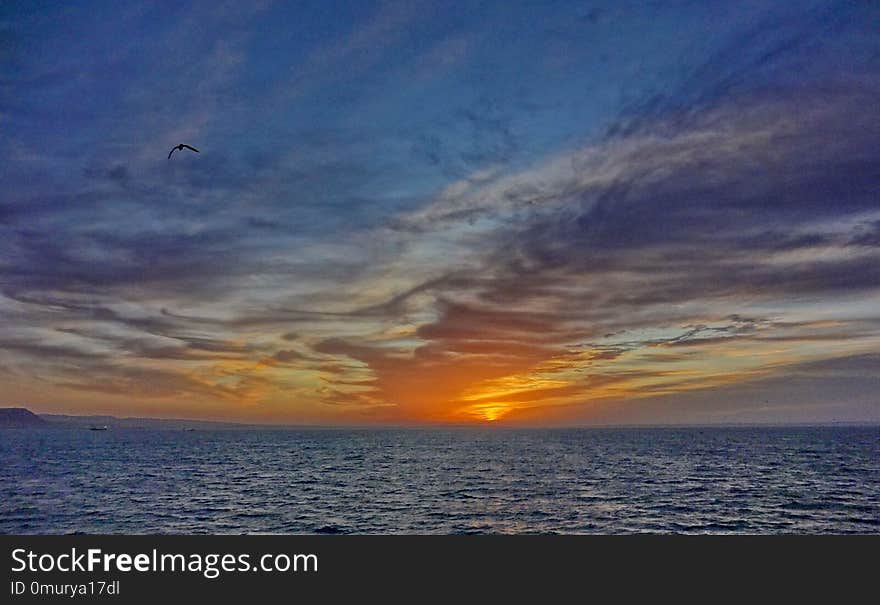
(1, 426), (877, 534)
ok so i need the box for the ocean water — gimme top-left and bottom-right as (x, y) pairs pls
(1, 426), (877, 534)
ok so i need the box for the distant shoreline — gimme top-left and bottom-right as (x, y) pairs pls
(1, 407), (877, 431)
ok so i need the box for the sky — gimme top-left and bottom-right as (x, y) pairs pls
(1, 0), (879, 425)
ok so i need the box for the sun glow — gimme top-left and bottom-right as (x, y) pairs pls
(464, 402), (513, 422)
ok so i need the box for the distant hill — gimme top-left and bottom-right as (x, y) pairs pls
(39, 413), (257, 430)
(0, 407), (49, 428)
(2, 408), (320, 430)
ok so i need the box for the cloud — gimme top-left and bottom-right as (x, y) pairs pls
(2, 0), (879, 423)
(299, 81), (880, 421)
(504, 353), (880, 426)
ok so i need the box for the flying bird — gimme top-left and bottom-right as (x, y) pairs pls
(168, 143), (200, 159)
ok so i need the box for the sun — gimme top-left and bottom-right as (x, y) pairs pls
(465, 402), (512, 423)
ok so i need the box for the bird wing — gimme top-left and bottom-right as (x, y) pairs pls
(182, 144), (200, 153)
(168, 147), (176, 159)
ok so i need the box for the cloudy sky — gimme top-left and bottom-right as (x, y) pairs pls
(2, 1), (879, 425)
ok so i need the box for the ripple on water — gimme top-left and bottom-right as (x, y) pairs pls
(0, 426), (877, 534)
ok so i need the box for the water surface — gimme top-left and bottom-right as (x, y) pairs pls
(1, 426), (877, 534)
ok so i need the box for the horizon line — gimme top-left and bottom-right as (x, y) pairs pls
(7, 407), (878, 431)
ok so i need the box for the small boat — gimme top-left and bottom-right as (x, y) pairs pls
(88, 425), (108, 431)
(183, 428), (196, 432)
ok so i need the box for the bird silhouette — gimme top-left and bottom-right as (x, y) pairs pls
(168, 144), (200, 159)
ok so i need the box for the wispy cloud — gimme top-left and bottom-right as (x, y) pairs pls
(1, 0), (878, 423)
